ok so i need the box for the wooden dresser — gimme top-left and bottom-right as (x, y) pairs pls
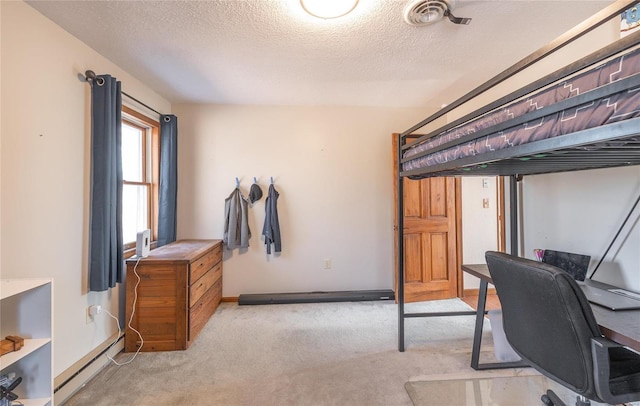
(125, 239), (222, 352)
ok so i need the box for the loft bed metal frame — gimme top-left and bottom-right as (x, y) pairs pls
(396, 0), (640, 355)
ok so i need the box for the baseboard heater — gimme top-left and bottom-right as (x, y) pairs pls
(238, 289), (395, 305)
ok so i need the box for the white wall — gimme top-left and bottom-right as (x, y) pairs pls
(173, 104), (425, 296)
(522, 167), (640, 292)
(462, 177), (499, 290)
(0, 1), (171, 376)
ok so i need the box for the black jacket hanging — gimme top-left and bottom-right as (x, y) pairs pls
(262, 184), (281, 254)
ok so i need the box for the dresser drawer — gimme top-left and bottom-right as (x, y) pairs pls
(189, 262), (222, 308)
(190, 244), (222, 284)
(189, 278), (222, 340)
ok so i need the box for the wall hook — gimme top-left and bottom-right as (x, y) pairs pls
(253, 177), (258, 184)
(235, 177), (240, 188)
(270, 177), (274, 184)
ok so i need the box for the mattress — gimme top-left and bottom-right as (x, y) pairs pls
(402, 47), (640, 173)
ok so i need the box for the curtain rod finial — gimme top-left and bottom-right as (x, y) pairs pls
(84, 70), (97, 81)
(84, 70), (104, 86)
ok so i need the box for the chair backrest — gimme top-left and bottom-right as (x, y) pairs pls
(485, 251), (602, 398)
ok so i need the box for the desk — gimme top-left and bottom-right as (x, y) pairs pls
(463, 263), (640, 371)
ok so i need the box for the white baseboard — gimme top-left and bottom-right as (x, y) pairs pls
(54, 333), (124, 405)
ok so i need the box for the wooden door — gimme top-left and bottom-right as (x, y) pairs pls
(393, 133), (461, 302)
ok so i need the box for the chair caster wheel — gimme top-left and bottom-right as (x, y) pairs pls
(541, 394), (554, 405)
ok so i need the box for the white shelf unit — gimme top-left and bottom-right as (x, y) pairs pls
(1, 278), (53, 406)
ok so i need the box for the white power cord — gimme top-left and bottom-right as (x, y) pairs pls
(101, 257), (145, 366)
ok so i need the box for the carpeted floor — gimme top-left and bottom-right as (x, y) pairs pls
(63, 299), (504, 406)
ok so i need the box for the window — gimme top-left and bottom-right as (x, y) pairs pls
(121, 106), (160, 253)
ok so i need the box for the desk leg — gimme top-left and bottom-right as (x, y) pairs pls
(470, 280), (488, 370)
(470, 280), (529, 370)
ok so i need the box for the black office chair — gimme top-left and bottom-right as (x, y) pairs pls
(485, 251), (640, 406)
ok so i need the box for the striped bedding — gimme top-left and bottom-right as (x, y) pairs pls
(402, 47), (640, 172)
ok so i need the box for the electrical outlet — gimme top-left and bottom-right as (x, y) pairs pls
(324, 259), (332, 269)
(86, 305), (101, 324)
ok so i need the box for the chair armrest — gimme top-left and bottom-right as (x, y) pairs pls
(591, 336), (639, 404)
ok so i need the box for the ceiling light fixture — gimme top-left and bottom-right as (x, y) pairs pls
(300, 0), (359, 19)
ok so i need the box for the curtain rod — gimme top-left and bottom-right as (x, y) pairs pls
(84, 70), (169, 120)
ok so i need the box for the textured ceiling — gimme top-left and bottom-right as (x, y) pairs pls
(26, 0), (612, 108)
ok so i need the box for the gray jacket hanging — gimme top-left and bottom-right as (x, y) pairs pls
(262, 184), (281, 254)
(223, 187), (251, 250)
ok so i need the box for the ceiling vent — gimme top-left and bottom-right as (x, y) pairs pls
(403, 0), (471, 26)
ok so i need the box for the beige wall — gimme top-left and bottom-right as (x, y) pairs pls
(0, 1), (170, 376)
(522, 167), (640, 291)
(173, 103), (425, 296)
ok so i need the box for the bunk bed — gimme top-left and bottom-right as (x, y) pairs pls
(396, 0), (640, 356)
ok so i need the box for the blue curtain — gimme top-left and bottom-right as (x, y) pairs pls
(89, 75), (123, 292)
(157, 115), (178, 247)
